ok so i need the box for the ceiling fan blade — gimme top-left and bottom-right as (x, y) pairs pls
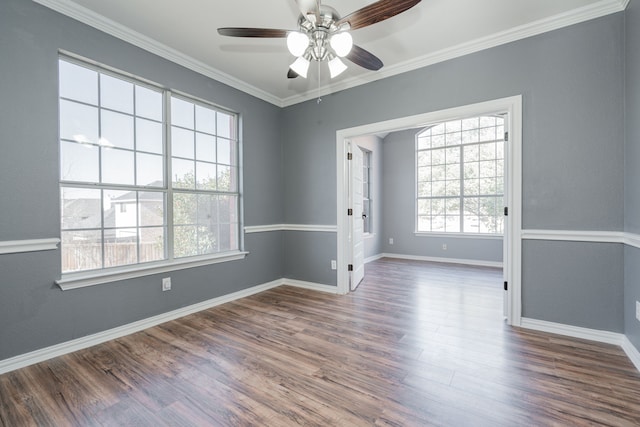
(346, 45), (383, 71)
(295, 0), (320, 20)
(217, 28), (289, 38)
(287, 68), (299, 78)
(336, 0), (421, 30)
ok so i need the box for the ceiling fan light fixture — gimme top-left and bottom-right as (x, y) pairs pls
(328, 56), (348, 78)
(329, 31), (353, 57)
(286, 31), (309, 57)
(290, 56), (310, 78)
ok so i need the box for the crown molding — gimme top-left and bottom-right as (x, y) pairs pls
(33, 0), (627, 108)
(281, 0), (629, 106)
(32, 0), (284, 107)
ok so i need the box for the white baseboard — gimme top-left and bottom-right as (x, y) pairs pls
(381, 252), (503, 268)
(4, 280), (638, 376)
(283, 278), (339, 294)
(622, 337), (640, 372)
(364, 253), (384, 264)
(0, 279), (283, 375)
(520, 317), (624, 345)
(521, 318), (640, 372)
(0, 277), (338, 375)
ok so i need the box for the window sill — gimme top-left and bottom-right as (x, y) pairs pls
(363, 233), (376, 239)
(414, 232), (503, 240)
(56, 251), (249, 291)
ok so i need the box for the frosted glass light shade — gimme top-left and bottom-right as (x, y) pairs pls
(328, 57), (347, 78)
(290, 56), (310, 78)
(287, 32), (309, 57)
(330, 32), (353, 57)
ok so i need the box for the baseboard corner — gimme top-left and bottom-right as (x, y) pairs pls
(520, 317), (624, 346)
(622, 336), (640, 372)
(282, 278), (339, 294)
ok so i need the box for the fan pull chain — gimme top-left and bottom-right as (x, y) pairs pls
(317, 60), (322, 104)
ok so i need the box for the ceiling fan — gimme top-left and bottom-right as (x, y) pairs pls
(217, 0), (422, 79)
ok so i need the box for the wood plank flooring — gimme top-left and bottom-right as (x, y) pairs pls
(2, 258), (640, 426)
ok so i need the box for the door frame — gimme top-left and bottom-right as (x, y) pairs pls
(336, 95), (523, 326)
(348, 141), (366, 290)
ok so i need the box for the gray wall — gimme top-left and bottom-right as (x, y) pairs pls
(0, 0), (284, 360)
(381, 129), (503, 263)
(352, 135), (383, 260)
(282, 13), (625, 330)
(522, 241), (623, 331)
(625, 0), (640, 349)
(2, 0), (637, 363)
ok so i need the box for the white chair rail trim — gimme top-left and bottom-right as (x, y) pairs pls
(245, 224), (337, 233)
(0, 238), (60, 255)
(521, 229), (640, 249)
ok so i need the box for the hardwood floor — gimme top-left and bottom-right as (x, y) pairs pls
(2, 258), (640, 426)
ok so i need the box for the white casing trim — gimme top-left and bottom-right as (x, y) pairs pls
(32, 0), (627, 108)
(0, 238), (60, 255)
(337, 95), (523, 327)
(0, 277), (334, 375)
(245, 224), (337, 233)
(56, 251), (249, 290)
(381, 253), (503, 269)
(414, 232), (503, 240)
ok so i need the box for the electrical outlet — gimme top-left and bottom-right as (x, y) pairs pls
(636, 301), (640, 322)
(389, 238), (394, 245)
(331, 260), (337, 270)
(162, 277), (171, 292)
(442, 244), (447, 250)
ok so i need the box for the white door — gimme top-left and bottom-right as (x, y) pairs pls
(350, 143), (365, 290)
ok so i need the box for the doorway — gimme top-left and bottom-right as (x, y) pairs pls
(336, 96), (523, 326)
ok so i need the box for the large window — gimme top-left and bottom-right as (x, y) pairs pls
(59, 57), (240, 274)
(416, 115), (504, 234)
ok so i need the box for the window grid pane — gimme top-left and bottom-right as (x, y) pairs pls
(416, 115), (505, 234)
(170, 95), (239, 259)
(59, 58), (240, 274)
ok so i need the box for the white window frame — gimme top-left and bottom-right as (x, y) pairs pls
(362, 148), (372, 235)
(56, 55), (246, 290)
(415, 115), (505, 237)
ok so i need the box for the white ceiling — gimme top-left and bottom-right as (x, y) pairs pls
(36, 0), (627, 106)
